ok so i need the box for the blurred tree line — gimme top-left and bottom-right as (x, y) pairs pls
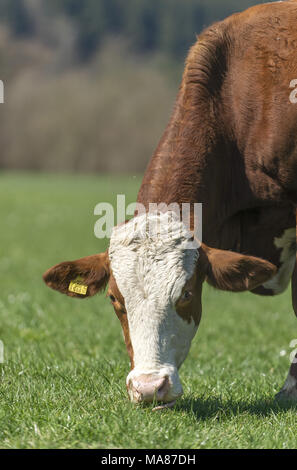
(0, 0), (265, 173)
(1, 0), (265, 61)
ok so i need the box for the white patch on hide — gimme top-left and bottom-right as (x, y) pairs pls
(263, 228), (296, 294)
(108, 211), (199, 399)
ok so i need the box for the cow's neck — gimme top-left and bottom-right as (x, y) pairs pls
(137, 26), (295, 258)
(136, 84), (233, 246)
(136, 42), (290, 249)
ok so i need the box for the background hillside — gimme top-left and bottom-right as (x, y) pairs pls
(0, 0), (267, 172)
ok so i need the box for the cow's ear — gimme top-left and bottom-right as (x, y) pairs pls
(199, 243), (277, 292)
(43, 252), (110, 299)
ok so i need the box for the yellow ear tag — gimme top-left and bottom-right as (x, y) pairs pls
(68, 278), (88, 295)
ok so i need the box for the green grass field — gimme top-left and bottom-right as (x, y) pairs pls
(0, 172), (296, 449)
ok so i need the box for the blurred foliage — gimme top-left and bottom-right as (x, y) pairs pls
(0, 0), (34, 37)
(1, 0), (266, 61)
(0, 0), (269, 173)
(0, 37), (177, 173)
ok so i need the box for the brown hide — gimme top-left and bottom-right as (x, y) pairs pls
(137, 1), (297, 285)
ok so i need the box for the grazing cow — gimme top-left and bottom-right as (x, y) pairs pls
(43, 1), (297, 407)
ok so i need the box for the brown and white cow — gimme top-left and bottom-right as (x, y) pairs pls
(43, 2), (297, 407)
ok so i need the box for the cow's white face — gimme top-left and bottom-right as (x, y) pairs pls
(43, 211), (277, 407)
(108, 212), (200, 404)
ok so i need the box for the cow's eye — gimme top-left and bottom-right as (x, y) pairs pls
(109, 295), (116, 303)
(181, 290), (192, 302)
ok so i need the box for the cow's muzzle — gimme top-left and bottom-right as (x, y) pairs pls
(127, 373), (182, 405)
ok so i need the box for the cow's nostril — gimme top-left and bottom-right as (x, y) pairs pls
(156, 376), (169, 396)
(130, 374), (170, 403)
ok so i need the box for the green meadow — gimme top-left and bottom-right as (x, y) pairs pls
(0, 172), (296, 449)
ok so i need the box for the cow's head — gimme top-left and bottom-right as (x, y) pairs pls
(43, 212), (276, 406)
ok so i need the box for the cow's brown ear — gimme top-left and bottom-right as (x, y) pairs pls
(199, 244), (277, 292)
(43, 252), (110, 299)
